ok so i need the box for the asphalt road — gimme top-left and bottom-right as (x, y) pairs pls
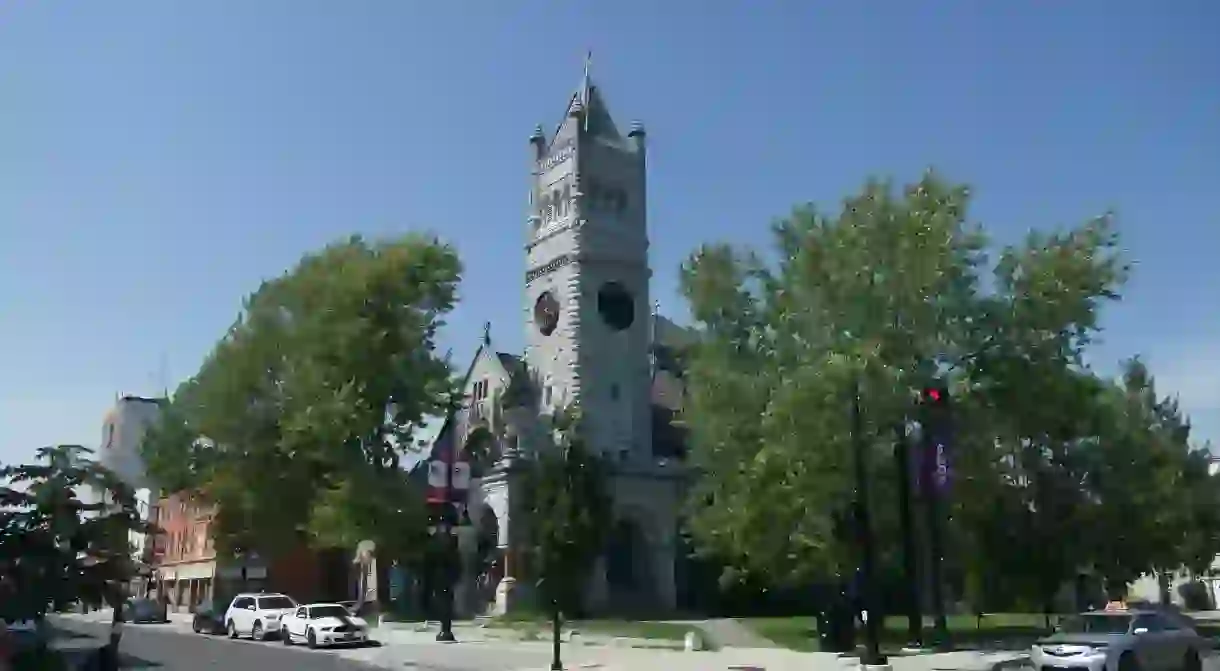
(48, 618), (385, 670)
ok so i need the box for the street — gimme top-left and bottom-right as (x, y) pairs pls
(47, 616), (566, 671)
(48, 617), (385, 671)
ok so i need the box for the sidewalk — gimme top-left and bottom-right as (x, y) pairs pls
(341, 623), (1030, 671)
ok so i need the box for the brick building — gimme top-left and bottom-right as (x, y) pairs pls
(150, 491), (218, 610)
(150, 490), (352, 610)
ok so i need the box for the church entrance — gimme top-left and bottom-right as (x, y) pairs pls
(605, 517), (656, 614)
(468, 503), (502, 616)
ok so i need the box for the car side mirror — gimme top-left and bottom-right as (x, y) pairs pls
(1133, 627), (1149, 635)
(246, 604), (256, 610)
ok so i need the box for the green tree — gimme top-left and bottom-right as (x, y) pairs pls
(0, 445), (154, 633)
(1081, 358), (1220, 595)
(518, 408), (612, 662)
(141, 233), (461, 571)
(678, 172), (1130, 597)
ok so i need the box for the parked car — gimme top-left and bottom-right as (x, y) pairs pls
(223, 592), (297, 641)
(279, 603), (369, 649)
(1032, 607), (1206, 671)
(121, 598), (169, 624)
(191, 599), (226, 635)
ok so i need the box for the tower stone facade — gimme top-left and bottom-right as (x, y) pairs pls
(524, 73), (652, 465)
(444, 64), (686, 617)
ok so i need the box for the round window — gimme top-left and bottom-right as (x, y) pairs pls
(534, 291), (560, 336)
(597, 282), (635, 331)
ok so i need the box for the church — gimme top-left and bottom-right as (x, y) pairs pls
(427, 64), (699, 616)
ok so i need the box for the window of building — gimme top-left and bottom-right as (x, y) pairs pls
(543, 384), (552, 407)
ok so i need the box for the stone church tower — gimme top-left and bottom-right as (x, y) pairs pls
(442, 62), (687, 617)
(524, 64), (652, 464)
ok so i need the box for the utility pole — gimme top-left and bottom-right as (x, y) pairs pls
(851, 376), (887, 668)
(893, 424), (922, 648)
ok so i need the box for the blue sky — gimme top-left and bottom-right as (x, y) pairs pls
(1, 1), (1217, 467)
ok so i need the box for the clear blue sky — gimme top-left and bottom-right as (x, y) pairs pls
(1, 1), (1217, 467)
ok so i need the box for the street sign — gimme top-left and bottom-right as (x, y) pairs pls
(933, 439), (949, 489)
(426, 459), (471, 490)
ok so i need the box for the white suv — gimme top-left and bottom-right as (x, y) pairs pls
(224, 592), (298, 641)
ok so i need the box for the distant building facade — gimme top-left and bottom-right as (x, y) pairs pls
(98, 395), (162, 488)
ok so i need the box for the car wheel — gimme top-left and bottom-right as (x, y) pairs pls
(282, 627), (292, 645)
(251, 621), (263, 641)
(307, 629), (318, 649)
(227, 620), (238, 639)
(1119, 652), (1140, 671)
(1184, 649), (1201, 671)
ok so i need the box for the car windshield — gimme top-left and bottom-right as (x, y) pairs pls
(258, 596), (295, 610)
(1060, 614), (1132, 634)
(310, 606), (349, 619)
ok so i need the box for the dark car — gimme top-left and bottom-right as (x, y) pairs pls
(192, 600), (226, 635)
(121, 598), (169, 624)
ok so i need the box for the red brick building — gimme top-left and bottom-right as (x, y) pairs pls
(150, 490), (351, 610)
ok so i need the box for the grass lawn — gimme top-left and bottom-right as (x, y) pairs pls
(491, 614), (695, 641)
(742, 613), (1054, 653)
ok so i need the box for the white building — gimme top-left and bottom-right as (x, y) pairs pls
(94, 395), (164, 594)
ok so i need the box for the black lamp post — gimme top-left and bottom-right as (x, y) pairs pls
(435, 445), (457, 643)
(851, 375), (886, 667)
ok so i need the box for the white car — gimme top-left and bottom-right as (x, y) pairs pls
(279, 602), (369, 648)
(223, 592), (298, 641)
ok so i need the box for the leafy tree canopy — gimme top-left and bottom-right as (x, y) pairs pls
(141, 234), (461, 560)
(0, 445), (154, 622)
(518, 408), (613, 613)
(677, 171), (1211, 600)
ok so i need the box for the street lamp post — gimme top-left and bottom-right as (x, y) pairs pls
(436, 444), (457, 643)
(851, 375), (887, 668)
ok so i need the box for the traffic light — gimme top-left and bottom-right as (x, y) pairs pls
(920, 385), (950, 408)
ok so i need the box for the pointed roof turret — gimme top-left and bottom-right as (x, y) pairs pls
(552, 51), (622, 144)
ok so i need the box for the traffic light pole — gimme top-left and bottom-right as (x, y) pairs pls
(893, 425), (922, 648)
(925, 470), (948, 647)
(920, 387), (950, 648)
(851, 376), (887, 668)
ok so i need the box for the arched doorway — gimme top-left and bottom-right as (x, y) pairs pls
(605, 517), (655, 614)
(469, 504), (502, 615)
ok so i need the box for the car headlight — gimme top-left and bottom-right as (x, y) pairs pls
(1087, 646), (1108, 654)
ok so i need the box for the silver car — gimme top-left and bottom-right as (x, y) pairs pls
(1031, 610), (1205, 671)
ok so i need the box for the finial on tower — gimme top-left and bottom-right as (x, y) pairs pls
(582, 50), (593, 130)
(482, 321), (492, 347)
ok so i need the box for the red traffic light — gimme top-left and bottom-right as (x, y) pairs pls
(922, 386), (948, 404)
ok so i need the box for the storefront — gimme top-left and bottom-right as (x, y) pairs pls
(154, 560), (217, 612)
